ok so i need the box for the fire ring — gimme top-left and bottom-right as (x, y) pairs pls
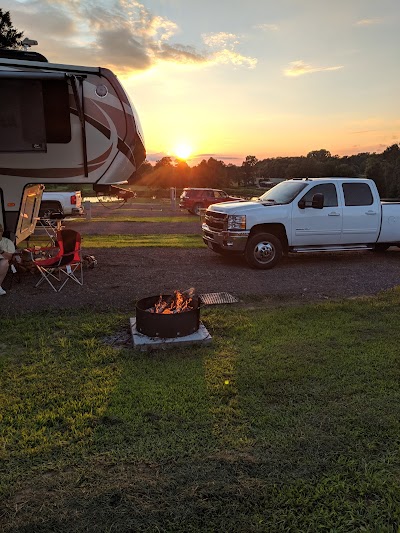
(136, 294), (201, 338)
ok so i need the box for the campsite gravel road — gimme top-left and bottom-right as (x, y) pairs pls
(4, 246), (400, 316)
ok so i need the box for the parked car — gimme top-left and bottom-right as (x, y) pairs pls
(258, 179), (273, 189)
(179, 188), (243, 215)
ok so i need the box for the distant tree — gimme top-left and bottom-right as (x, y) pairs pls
(149, 157), (174, 188)
(365, 157), (386, 196)
(336, 163), (357, 177)
(0, 9), (23, 49)
(191, 159), (210, 187)
(154, 156), (173, 169)
(241, 155), (258, 186)
(129, 159), (153, 184)
(226, 164), (242, 187)
(306, 149), (331, 162)
(382, 143), (400, 163)
(206, 157), (229, 188)
(173, 159), (191, 188)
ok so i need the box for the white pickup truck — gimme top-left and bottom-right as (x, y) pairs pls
(202, 177), (400, 269)
(39, 191), (84, 219)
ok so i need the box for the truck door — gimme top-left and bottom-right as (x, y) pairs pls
(340, 182), (380, 243)
(291, 183), (342, 246)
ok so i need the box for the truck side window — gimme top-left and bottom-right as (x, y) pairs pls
(342, 183), (373, 206)
(300, 183), (338, 207)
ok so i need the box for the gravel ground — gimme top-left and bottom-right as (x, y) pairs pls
(3, 203), (400, 316)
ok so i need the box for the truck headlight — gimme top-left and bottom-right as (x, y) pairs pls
(227, 215), (246, 230)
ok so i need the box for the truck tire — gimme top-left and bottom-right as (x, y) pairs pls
(39, 201), (64, 219)
(245, 232), (282, 269)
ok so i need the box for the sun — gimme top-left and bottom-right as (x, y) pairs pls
(174, 143), (192, 160)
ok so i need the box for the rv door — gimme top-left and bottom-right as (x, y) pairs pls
(15, 184), (44, 244)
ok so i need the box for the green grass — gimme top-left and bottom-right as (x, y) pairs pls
(2, 291), (400, 531)
(69, 215), (198, 223)
(20, 234), (204, 249)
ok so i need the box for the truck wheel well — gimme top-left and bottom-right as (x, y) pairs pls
(39, 201), (63, 218)
(249, 224), (288, 252)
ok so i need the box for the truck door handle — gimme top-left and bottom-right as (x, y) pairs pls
(365, 211), (377, 215)
(328, 212), (340, 216)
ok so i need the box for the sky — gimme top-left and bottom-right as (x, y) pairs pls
(3, 0), (400, 165)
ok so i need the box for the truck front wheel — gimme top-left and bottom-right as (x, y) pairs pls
(245, 232), (282, 269)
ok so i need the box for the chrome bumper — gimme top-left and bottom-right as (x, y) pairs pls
(202, 223), (249, 252)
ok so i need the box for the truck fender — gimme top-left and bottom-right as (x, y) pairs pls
(248, 223), (288, 253)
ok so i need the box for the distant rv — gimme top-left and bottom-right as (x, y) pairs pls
(0, 48), (146, 243)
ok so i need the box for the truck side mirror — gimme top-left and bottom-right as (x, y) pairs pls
(298, 199), (306, 209)
(312, 193), (324, 209)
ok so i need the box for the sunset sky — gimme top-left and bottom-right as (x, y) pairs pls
(3, 0), (400, 165)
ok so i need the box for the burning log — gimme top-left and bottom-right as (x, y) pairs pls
(147, 288), (195, 314)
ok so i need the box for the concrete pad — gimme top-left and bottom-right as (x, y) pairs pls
(130, 318), (212, 351)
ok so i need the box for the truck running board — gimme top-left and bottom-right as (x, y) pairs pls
(290, 244), (373, 253)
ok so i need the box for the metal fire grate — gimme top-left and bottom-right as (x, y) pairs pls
(199, 292), (239, 305)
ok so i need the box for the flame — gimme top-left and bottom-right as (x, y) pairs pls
(150, 289), (195, 314)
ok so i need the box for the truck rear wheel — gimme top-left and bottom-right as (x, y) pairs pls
(245, 232), (282, 269)
(39, 201), (64, 219)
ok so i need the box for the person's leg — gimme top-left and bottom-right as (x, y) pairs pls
(0, 259), (9, 291)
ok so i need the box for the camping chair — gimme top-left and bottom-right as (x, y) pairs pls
(28, 229), (83, 292)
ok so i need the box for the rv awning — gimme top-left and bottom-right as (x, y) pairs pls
(0, 71), (68, 80)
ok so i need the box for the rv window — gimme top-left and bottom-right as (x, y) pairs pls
(0, 79), (46, 152)
(42, 80), (71, 143)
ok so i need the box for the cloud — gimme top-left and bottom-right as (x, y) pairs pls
(202, 31), (257, 69)
(202, 32), (240, 48)
(354, 18), (383, 26)
(284, 60), (343, 77)
(350, 129), (379, 134)
(211, 49), (257, 69)
(5, 0), (256, 73)
(254, 23), (279, 32)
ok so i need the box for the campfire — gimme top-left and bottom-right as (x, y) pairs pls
(148, 289), (195, 315)
(136, 288), (200, 338)
(132, 291), (237, 349)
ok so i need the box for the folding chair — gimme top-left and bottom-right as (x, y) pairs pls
(28, 229), (83, 292)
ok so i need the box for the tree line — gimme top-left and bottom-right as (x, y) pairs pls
(135, 145), (400, 198)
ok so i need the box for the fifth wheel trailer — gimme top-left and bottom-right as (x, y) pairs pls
(0, 48), (146, 243)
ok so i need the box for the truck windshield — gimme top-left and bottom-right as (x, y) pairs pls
(259, 181), (308, 204)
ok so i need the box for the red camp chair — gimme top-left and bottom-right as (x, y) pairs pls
(28, 229), (83, 292)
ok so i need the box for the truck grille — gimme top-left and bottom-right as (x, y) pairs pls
(204, 210), (227, 231)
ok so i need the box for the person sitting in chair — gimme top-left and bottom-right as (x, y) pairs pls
(0, 223), (16, 296)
